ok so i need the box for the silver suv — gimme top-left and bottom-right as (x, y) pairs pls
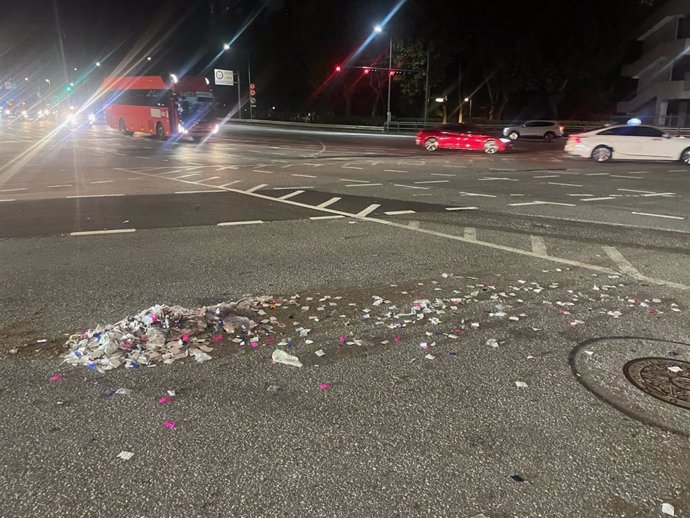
(503, 120), (564, 141)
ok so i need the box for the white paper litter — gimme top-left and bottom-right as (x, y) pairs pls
(485, 338), (499, 348)
(515, 381), (528, 388)
(272, 349), (303, 368)
(117, 451), (134, 461)
(662, 503), (675, 516)
(668, 366), (683, 374)
(425, 354), (435, 360)
(315, 349), (325, 357)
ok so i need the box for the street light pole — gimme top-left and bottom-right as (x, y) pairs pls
(386, 35), (393, 124)
(247, 53), (253, 120)
(423, 47), (430, 125)
(237, 70), (242, 120)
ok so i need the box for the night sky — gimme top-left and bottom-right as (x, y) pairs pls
(0, 0), (659, 120)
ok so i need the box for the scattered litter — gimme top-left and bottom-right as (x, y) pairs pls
(112, 388), (132, 396)
(37, 339), (48, 344)
(9, 348), (18, 354)
(485, 338), (499, 348)
(515, 381), (528, 388)
(158, 397), (173, 404)
(162, 421), (176, 429)
(189, 349), (212, 364)
(668, 366), (683, 374)
(272, 349), (303, 368)
(267, 384), (280, 393)
(662, 503), (675, 516)
(49, 374), (63, 382)
(510, 474), (526, 482)
(319, 383), (332, 390)
(425, 354), (436, 360)
(116, 451), (134, 461)
(315, 349), (325, 357)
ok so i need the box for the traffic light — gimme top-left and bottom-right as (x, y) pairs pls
(363, 68), (370, 74)
(335, 65), (342, 72)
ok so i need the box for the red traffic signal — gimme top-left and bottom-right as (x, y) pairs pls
(363, 67), (370, 74)
(335, 65), (342, 72)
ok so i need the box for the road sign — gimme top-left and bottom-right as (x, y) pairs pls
(249, 97), (257, 106)
(249, 88), (256, 97)
(249, 83), (256, 90)
(214, 69), (234, 86)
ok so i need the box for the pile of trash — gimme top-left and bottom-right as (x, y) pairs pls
(63, 297), (275, 372)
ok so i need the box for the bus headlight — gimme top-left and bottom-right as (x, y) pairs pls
(177, 123), (188, 134)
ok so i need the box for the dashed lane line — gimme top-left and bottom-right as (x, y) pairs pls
(291, 174), (317, 178)
(430, 173), (455, 177)
(317, 197), (342, 208)
(356, 204), (381, 217)
(384, 169), (408, 173)
(90, 180), (113, 184)
(581, 197), (615, 202)
(217, 220), (264, 226)
(414, 180), (449, 184)
(246, 184), (268, 193)
(0, 199), (15, 202)
(278, 190), (305, 200)
(610, 174), (641, 179)
(272, 186), (314, 190)
(547, 182), (583, 187)
(0, 188), (28, 192)
(66, 194), (125, 198)
(70, 229), (136, 236)
(47, 184), (72, 188)
(177, 173), (201, 178)
(394, 184), (430, 190)
(618, 188), (656, 194)
(631, 211), (685, 220)
(445, 206), (478, 211)
(585, 172), (609, 176)
(310, 215), (345, 220)
(509, 200), (576, 207)
(384, 210), (416, 216)
(340, 178), (369, 183)
(533, 175), (560, 179)
(459, 192), (497, 198)
(478, 177), (519, 181)
(346, 183), (383, 188)
(110, 166), (690, 291)
(252, 170), (274, 174)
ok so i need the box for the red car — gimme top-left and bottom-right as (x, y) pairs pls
(416, 124), (512, 154)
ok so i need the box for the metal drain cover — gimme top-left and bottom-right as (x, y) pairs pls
(624, 358), (690, 410)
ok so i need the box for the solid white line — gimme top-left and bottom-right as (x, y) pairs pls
(90, 180), (113, 184)
(217, 220), (264, 226)
(310, 215), (345, 220)
(66, 194), (125, 198)
(291, 174), (317, 178)
(617, 188), (655, 194)
(385, 169), (408, 173)
(272, 186), (314, 190)
(384, 210), (416, 215)
(356, 204), (381, 217)
(414, 180), (449, 184)
(547, 182), (583, 187)
(445, 206), (478, 211)
(478, 177), (519, 181)
(278, 190), (305, 200)
(199, 176), (221, 182)
(531, 235), (548, 256)
(246, 184), (268, 193)
(509, 201), (576, 207)
(631, 211), (685, 220)
(70, 229), (136, 236)
(394, 184), (430, 190)
(581, 197), (616, 201)
(603, 246), (641, 276)
(46, 184), (72, 188)
(464, 227), (477, 240)
(346, 183), (383, 187)
(0, 199), (15, 202)
(430, 173), (455, 177)
(252, 170), (274, 174)
(459, 192), (496, 198)
(567, 194), (594, 197)
(533, 175), (560, 178)
(610, 174), (641, 179)
(0, 187), (28, 192)
(219, 180), (242, 187)
(174, 190), (223, 194)
(317, 197), (342, 208)
(585, 172), (609, 176)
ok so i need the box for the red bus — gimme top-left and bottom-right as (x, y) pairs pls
(101, 75), (220, 141)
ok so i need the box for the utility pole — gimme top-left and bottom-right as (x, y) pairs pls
(386, 35), (393, 124)
(423, 46), (430, 124)
(237, 71), (242, 120)
(457, 60), (463, 123)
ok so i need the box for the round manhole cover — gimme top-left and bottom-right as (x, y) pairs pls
(624, 357), (690, 410)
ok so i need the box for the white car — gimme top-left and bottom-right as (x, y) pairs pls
(564, 124), (690, 164)
(503, 120), (564, 141)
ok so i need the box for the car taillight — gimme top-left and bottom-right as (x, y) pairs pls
(570, 136), (581, 144)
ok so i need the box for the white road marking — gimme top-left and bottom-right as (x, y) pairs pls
(464, 227), (477, 240)
(478, 177), (519, 181)
(217, 220), (264, 226)
(252, 169), (274, 174)
(585, 172), (609, 176)
(70, 229), (136, 236)
(346, 183), (383, 187)
(414, 180), (449, 184)
(459, 192), (496, 198)
(291, 174), (317, 178)
(626, 171), (650, 174)
(567, 193), (594, 197)
(668, 168), (688, 172)
(177, 173), (201, 178)
(394, 184), (430, 190)
(310, 215), (345, 220)
(509, 194), (525, 196)
(509, 200), (576, 207)
(445, 206), (478, 211)
(174, 190), (224, 194)
(384, 210), (417, 215)
(278, 190), (305, 200)
(356, 204), (381, 217)
(603, 246), (641, 276)
(272, 186), (314, 190)
(219, 180), (242, 187)
(246, 184), (268, 193)
(531, 235), (548, 256)
(533, 175), (560, 178)
(341, 178), (369, 183)
(430, 173), (455, 177)
(46, 184), (73, 188)
(547, 182), (583, 187)
(342, 165), (363, 170)
(384, 169), (408, 173)
(581, 197), (616, 201)
(217, 165), (239, 170)
(610, 174), (641, 179)
(641, 192), (675, 197)
(198, 176), (221, 182)
(0, 199), (15, 202)
(66, 194), (125, 198)
(316, 197), (342, 208)
(128, 178), (143, 181)
(90, 180), (113, 184)
(631, 211), (685, 220)
(617, 188), (655, 194)
(0, 187), (28, 192)
(135, 156), (150, 160)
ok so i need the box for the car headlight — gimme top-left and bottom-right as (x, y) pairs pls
(212, 124), (219, 134)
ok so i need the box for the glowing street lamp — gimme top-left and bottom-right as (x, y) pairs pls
(374, 24), (383, 33)
(96, 62), (101, 67)
(374, 23), (393, 123)
(223, 43), (230, 51)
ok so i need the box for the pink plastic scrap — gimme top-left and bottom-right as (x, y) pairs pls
(319, 383), (332, 390)
(158, 397), (173, 404)
(162, 421), (176, 429)
(49, 374), (63, 382)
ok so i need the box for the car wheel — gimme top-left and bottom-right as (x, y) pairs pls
(591, 145), (612, 162)
(483, 139), (499, 154)
(424, 138), (439, 151)
(155, 122), (165, 139)
(680, 147), (690, 165)
(544, 131), (555, 142)
(508, 131), (519, 141)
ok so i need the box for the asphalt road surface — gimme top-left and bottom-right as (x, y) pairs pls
(1, 119), (689, 517)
